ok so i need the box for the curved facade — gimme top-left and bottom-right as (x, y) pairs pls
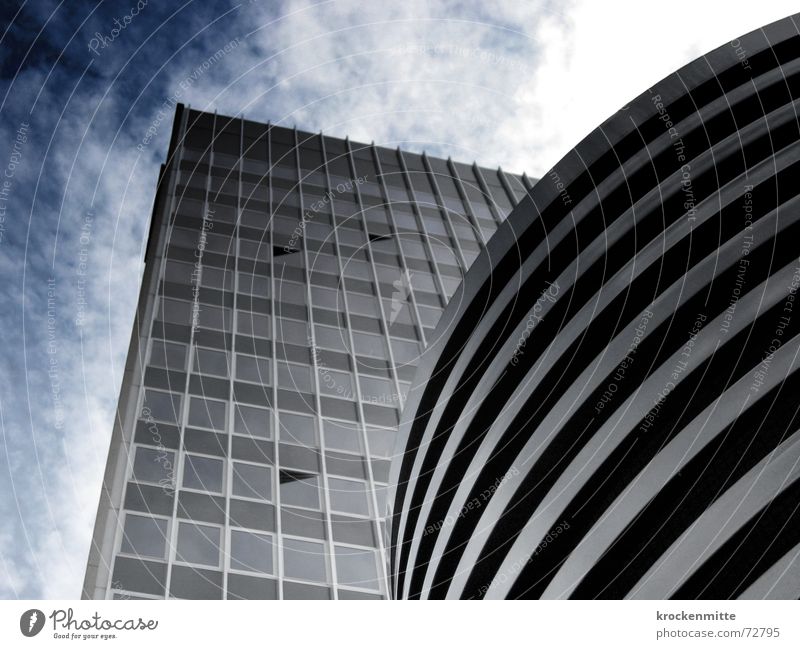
(388, 14), (800, 599)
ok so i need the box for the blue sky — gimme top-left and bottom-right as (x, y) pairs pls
(0, 0), (797, 599)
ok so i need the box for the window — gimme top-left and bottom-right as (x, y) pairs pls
(422, 217), (448, 236)
(307, 248), (337, 270)
(440, 275), (463, 296)
(188, 396), (227, 430)
(334, 546), (380, 590)
(276, 318), (310, 346)
(230, 530), (274, 574)
(283, 539), (327, 583)
(236, 354), (271, 384)
(333, 198), (359, 216)
(311, 286), (342, 310)
(306, 223), (334, 242)
(367, 427), (395, 457)
(462, 249), (479, 265)
(197, 304), (232, 331)
(342, 259), (371, 280)
(202, 232), (234, 255)
(239, 239), (270, 262)
(374, 265), (402, 285)
(142, 390), (182, 425)
(451, 222), (478, 244)
(277, 362), (313, 393)
(359, 376), (396, 406)
(241, 181), (266, 203)
(278, 411), (317, 445)
(328, 478), (370, 516)
(120, 514), (168, 559)
(318, 369), (355, 400)
(200, 266), (233, 290)
(274, 255), (304, 274)
(338, 228), (366, 247)
(176, 522), (220, 567)
(208, 202), (237, 223)
(348, 293), (379, 318)
(232, 463), (272, 501)
(234, 403), (272, 438)
(431, 244), (459, 266)
(352, 332), (387, 359)
(392, 210), (417, 229)
(274, 279), (306, 306)
(175, 197), (205, 218)
(409, 272), (437, 293)
(149, 340), (186, 371)
(238, 272), (270, 296)
(331, 516), (376, 547)
(337, 589), (381, 600)
(314, 324), (348, 352)
(164, 260), (194, 284)
(279, 472), (320, 509)
(477, 219), (497, 239)
(364, 200), (389, 218)
(324, 420), (363, 454)
(132, 446), (175, 486)
(182, 454), (224, 493)
(385, 300), (413, 326)
(237, 311), (270, 338)
(400, 239), (427, 260)
(193, 347), (229, 377)
(417, 305), (442, 328)
(390, 338), (421, 364)
(273, 215), (300, 237)
(167, 227), (199, 248)
(209, 176), (237, 197)
(374, 484), (388, 514)
(241, 208), (267, 227)
(371, 236), (399, 255)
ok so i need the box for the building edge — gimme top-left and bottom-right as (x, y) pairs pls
(82, 104), (187, 599)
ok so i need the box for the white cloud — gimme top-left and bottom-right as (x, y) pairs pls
(0, 81), (158, 598)
(178, 0), (799, 176)
(508, 0), (800, 174)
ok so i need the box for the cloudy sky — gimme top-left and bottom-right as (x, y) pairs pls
(0, 0), (797, 599)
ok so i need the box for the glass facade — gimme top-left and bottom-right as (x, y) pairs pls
(89, 106), (531, 599)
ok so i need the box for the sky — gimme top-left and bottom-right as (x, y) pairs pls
(0, 0), (798, 599)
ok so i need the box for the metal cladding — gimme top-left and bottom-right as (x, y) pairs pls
(388, 15), (800, 599)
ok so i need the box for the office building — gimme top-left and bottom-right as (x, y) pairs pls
(82, 105), (531, 599)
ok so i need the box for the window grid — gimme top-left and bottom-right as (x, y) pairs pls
(221, 115), (243, 600)
(420, 152), (469, 275)
(447, 159), (492, 248)
(371, 147), (429, 350)
(163, 109), (213, 600)
(294, 127), (341, 596)
(267, 121), (286, 599)
(395, 149), (451, 306)
(103, 109), (526, 600)
(342, 137), (405, 595)
(128, 106), (201, 600)
(471, 162), (506, 227)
